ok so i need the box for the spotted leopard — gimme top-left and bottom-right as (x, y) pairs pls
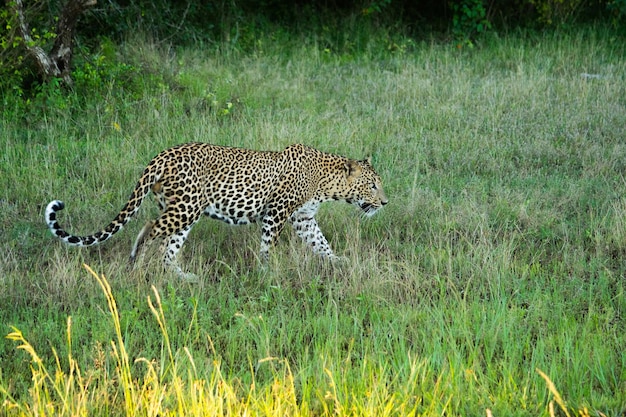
(45, 143), (388, 277)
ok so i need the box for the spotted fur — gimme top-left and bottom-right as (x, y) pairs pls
(45, 143), (388, 276)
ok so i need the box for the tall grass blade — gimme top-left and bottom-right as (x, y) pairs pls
(537, 368), (571, 417)
(83, 263), (136, 415)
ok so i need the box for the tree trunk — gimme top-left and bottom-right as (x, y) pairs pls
(12, 0), (97, 86)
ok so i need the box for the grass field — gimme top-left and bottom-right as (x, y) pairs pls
(1, 26), (625, 416)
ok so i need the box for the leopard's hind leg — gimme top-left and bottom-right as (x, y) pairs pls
(158, 223), (197, 279)
(129, 182), (166, 266)
(147, 204), (203, 278)
(129, 220), (155, 264)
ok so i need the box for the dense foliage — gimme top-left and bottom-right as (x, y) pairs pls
(1, 0), (625, 100)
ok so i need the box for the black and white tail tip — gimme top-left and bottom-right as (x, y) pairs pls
(45, 200), (66, 234)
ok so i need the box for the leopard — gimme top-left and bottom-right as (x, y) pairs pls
(45, 142), (388, 277)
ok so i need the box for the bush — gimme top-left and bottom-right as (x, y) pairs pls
(608, 0), (626, 23)
(529, 0), (586, 25)
(450, 0), (492, 44)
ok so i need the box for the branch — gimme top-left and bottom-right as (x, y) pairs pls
(11, 0), (97, 86)
(50, 0), (97, 79)
(11, 0), (60, 79)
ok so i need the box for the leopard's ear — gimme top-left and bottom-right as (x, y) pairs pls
(363, 156), (372, 164)
(344, 160), (362, 183)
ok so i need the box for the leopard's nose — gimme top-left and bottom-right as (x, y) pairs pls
(381, 198), (388, 206)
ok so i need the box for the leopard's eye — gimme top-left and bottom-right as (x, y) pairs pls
(371, 183), (378, 191)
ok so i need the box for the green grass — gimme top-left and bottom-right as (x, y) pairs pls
(1, 27), (625, 415)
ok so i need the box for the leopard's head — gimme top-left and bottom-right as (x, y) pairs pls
(343, 158), (388, 217)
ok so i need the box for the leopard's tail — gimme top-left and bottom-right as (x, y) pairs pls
(45, 165), (162, 248)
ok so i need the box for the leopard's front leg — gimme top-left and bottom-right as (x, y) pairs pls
(289, 213), (338, 260)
